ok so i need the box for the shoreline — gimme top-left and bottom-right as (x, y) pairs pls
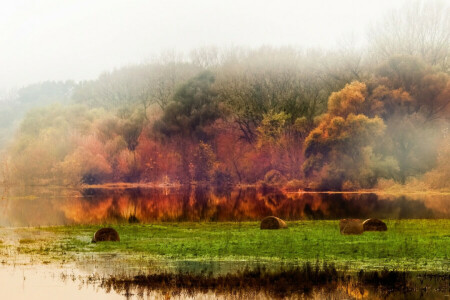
(2, 182), (449, 195)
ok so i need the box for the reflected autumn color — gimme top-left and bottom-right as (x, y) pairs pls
(87, 264), (450, 300)
(2, 263), (448, 300)
(0, 186), (448, 226)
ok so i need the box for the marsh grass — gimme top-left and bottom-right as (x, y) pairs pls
(15, 219), (444, 272)
(0, 220), (448, 298)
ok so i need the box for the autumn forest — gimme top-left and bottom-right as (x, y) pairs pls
(1, 4), (449, 192)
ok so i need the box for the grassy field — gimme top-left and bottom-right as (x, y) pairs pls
(1, 220), (449, 272)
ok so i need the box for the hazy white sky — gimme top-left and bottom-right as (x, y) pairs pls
(0, 0), (410, 91)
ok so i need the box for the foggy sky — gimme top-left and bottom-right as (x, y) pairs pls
(0, 0), (409, 92)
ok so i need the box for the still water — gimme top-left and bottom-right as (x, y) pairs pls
(1, 186), (449, 226)
(0, 186), (449, 299)
(1, 262), (448, 300)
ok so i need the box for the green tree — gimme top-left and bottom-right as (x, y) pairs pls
(154, 71), (221, 141)
(214, 48), (332, 143)
(256, 110), (290, 148)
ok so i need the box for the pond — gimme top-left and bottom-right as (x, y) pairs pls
(0, 186), (449, 226)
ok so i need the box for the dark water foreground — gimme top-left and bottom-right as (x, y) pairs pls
(1, 262), (448, 299)
(97, 266), (450, 299)
(1, 186), (449, 226)
(73, 255), (450, 299)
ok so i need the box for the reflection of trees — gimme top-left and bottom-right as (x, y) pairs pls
(54, 188), (447, 224)
(0, 186), (10, 225)
(0, 186), (9, 215)
(3, 187), (71, 226)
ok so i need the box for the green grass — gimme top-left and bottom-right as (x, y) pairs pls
(36, 220), (450, 272)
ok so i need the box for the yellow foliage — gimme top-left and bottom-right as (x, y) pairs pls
(256, 110), (290, 148)
(328, 81), (367, 117)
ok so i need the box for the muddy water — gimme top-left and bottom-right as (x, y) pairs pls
(1, 186), (449, 226)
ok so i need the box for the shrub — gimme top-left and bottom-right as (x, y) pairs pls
(264, 169), (287, 185)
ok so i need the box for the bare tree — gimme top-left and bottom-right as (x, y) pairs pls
(369, 0), (450, 70)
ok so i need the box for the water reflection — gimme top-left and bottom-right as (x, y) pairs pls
(0, 265), (124, 300)
(94, 266), (449, 300)
(2, 263), (447, 300)
(1, 186), (449, 226)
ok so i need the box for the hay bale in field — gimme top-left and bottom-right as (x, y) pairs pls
(260, 216), (288, 229)
(92, 227), (120, 242)
(363, 218), (387, 231)
(339, 219), (363, 235)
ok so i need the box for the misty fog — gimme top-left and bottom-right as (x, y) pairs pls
(0, 0), (411, 93)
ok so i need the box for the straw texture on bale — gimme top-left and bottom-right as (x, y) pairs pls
(339, 219), (363, 235)
(260, 216), (288, 229)
(363, 218), (387, 231)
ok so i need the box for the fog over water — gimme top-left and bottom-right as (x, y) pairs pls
(0, 0), (409, 92)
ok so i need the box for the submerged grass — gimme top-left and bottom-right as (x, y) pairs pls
(26, 219), (448, 272)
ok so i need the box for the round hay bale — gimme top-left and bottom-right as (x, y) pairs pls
(339, 219), (363, 235)
(260, 216), (287, 230)
(92, 227), (120, 242)
(363, 218), (387, 231)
